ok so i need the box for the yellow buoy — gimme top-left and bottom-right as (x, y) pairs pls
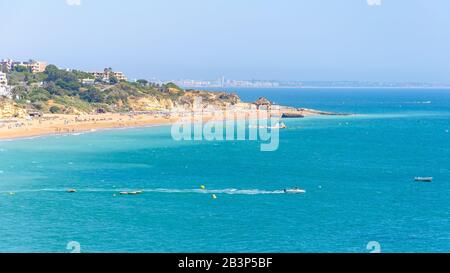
(200, 185), (206, 190)
(212, 194), (217, 199)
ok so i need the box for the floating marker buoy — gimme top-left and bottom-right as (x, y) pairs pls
(212, 194), (217, 199)
(200, 185), (206, 190)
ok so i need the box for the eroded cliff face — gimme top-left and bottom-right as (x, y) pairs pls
(129, 97), (175, 111)
(0, 98), (27, 119)
(127, 91), (242, 112)
(174, 91), (241, 109)
(1, 89), (260, 117)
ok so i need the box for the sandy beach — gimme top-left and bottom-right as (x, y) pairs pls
(0, 108), (339, 140)
(0, 113), (180, 140)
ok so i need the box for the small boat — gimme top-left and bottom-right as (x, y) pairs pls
(265, 122), (286, 129)
(67, 189), (77, 193)
(249, 123), (287, 129)
(274, 122), (287, 129)
(283, 188), (306, 194)
(414, 177), (433, 182)
(120, 192), (129, 195)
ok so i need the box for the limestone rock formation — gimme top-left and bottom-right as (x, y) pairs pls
(0, 98), (27, 118)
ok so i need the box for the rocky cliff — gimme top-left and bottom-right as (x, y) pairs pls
(126, 90), (242, 112)
(0, 98), (28, 119)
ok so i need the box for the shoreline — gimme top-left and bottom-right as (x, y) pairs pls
(0, 109), (348, 141)
(0, 122), (174, 142)
(0, 113), (180, 141)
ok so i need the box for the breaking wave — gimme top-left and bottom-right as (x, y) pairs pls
(0, 188), (286, 195)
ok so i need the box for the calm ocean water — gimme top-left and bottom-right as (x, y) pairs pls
(1, 88), (450, 253)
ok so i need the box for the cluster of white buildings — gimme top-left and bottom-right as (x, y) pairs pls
(1, 59), (48, 74)
(90, 68), (127, 83)
(171, 77), (280, 88)
(174, 79), (216, 88)
(0, 58), (48, 98)
(0, 71), (11, 97)
(223, 79), (280, 88)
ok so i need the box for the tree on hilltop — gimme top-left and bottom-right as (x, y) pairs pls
(109, 75), (119, 85)
(136, 79), (148, 86)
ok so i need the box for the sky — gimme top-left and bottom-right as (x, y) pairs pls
(1, 0), (450, 82)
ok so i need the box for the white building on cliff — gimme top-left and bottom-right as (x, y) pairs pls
(0, 72), (12, 98)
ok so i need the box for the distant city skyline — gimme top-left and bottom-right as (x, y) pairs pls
(2, 56), (449, 89)
(168, 76), (450, 89)
(1, 1), (450, 82)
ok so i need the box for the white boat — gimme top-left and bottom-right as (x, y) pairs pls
(249, 122), (286, 129)
(414, 177), (433, 182)
(273, 122), (287, 129)
(284, 188), (306, 194)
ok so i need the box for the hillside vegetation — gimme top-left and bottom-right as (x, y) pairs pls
(3, 65), (241, 115)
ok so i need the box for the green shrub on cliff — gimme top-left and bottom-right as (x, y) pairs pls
(80, 87), (105, 103)
(53, 96), (93, 113)
(49, 105), (61, 114)
(2, 64), (242, 115)
(165, 82), (182, 91)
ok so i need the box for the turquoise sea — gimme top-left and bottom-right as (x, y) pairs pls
(1, 88), (450, 253)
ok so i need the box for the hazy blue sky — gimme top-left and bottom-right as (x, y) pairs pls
(1, 0), (450, 82)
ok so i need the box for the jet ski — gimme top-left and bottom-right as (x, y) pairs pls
(414, 177), (433, 182)
(120, 191), (143, 195)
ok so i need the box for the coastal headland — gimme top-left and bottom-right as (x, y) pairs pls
(0, 63), (349, 140)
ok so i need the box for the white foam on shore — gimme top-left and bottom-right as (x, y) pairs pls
(145, 188), (286, 195)
(0, 124), (168, 143)
(404, 101), (432, 104)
